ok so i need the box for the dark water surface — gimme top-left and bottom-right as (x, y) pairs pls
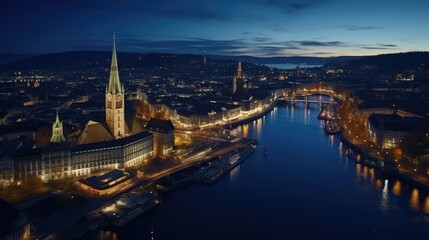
(97, 105), (429, 240)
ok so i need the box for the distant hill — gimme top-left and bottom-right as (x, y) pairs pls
(208, 55), (361, 65)
(327, 52), (429, 70)
(0, 51), (220, 72)
(0, 51), (136, 72)
(0, 53), (40, 65)
(325, 52), (429, 82)
(0, 51), (359, 72)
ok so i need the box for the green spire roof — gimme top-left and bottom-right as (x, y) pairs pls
(50, 111), (66, 143)
(107, 33), (123, 94)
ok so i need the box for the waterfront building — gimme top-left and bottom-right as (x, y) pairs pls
(9, 36), (154, 182)
(146, 118), (175, 156)
(368, 113), (429, 149)
(76, 169), (133, 196)
(358, 102), (423, 118)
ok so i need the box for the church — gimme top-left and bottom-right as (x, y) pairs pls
(78, 34), (145, 144)
(232, 61), (249, 99)
(13, 36), (154, 181)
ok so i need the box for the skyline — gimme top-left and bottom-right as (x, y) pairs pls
(1, 0), (429, 57)
(2, 2), (429, 238)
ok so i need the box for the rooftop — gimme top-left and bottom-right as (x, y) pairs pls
(79, 169), (132, 190)
(146, 118), (175, 133)
(368, 113), (429, 132)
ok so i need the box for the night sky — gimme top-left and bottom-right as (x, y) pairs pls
(2, 0), (428, 56)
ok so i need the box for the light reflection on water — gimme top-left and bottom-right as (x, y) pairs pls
(242, 124), (249, 138)
(99, 230), (117, 240)
(369, 168), (375, 182)
(380, 179), (390, 214)
(329, 135), (334, 147)
(229, 165), (240, 179)
(424, 196), (429, 214)
(303, 107), (309, 125)
(410, 188), (420, 211)
(392, 180), (402, 196)
(92, 105), (429, 240)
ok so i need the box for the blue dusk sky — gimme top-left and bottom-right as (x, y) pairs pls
(1, 0), (428, 56)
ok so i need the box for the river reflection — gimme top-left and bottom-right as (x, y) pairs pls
(90, 106), (429, 240)
(392, 180), (402, 196)
(410, 188), (420, 211)
(229, 165), (240, 179)
(380, 179), (390, 213)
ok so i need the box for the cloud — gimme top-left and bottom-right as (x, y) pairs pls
(361, 43), (398, 50)
(43, 0), (229, 21)
(295, 40), (343, 47)
(75, 35), (352, 56)
(311, 52), (334, 55)
(252, 37), (273, 42)
(266, 24), (288, 32)
(255, 0), (333, 13)
(380, 44), (397, 47)
(339, 25), (383, 31)
(76, 37), (304, 56)
(76, 37), (353, 57)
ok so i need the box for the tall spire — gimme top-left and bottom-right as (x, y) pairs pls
(105, 33), (126, 138)
(50, 111), (66, 143)
(107, 33), (122, 94)
(203, 51), (207, 64)
(236, 61), (243, 78)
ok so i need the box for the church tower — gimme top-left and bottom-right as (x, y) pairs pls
(50, 112), (66, 143)
(233, 61), (244, 94)
(203, 51), (207, 64)
(106, 34), (125, 138)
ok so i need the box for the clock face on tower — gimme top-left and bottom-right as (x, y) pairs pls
(106, 94), (112, 101)
(116, 93), (122, 99)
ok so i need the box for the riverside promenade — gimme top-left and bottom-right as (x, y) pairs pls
(340, 133), (429, 192)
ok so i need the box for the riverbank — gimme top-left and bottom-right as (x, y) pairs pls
(114, 104), (429, 240)
(222, 98), (429, 194)
(340, 133), (429, 192)
(156, 144), (256, 191)
(227, 100), (277, 128)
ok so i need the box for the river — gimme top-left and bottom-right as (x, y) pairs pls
(94, 103), (429, 240)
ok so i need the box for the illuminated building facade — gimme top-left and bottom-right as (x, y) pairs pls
(15, 109), (153, 182)
(368, 113), (428, 149)
(146, 118), (174, 156)
(10, 36), (154, 182)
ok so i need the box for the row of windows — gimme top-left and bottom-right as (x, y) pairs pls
(72, 160), (116, 170)
(18, 138), (154, 179)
